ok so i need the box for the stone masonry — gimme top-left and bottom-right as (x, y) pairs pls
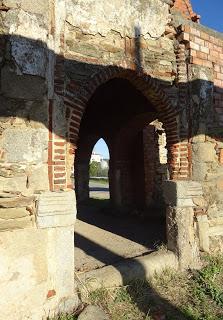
(0, 0), (223, 319)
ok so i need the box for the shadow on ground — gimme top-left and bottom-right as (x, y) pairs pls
(75, 198), (166, 270)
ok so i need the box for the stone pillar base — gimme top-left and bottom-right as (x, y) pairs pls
(163, 180), (202, 269)
(0, 190), (78, 320)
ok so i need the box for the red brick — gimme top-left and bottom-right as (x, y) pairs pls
(47, 290), (56, 299)
(54, 172), (66, 178)
(54, 166), (66, 171)
(54, 149), (65, 154)
(54, 141), (65, 147)
(219, 149), (223, 164)
(54, 179), (66, 185)
(54, 155), (65, 160)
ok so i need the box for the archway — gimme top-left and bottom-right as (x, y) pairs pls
(65, 67), (184, 191)
(73, 76), (173, 272)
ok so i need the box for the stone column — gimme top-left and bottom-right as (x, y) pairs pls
(163, 180), (202, 269)
(0, 190), (78, 320)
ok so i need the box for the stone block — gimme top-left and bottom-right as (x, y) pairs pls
(196, 215), (209, 252)
(36, 190), (76, 228)
(0, 195), (35, 208)
(192, 161), (209, 181)
(28, 100), (48, 128)
(0, 176), (28, 193)
(78, 305), (109, 320)
(192, 142), (217, 163)
(0, 215), (33, 231)
(2, 0), (20, 7)
(192, 197), (207, 207)
(191, 65), (214, 82)
(166, 206), (200, 269)
(0, 207), (29, 219)
(217, 177), (223, 191)
(209, 225), (223, 236)
(37, 214), (75, 228)
(163, 180), (203, 207)
(20, 0), (49, 15)
(5, 9), (48, 42)
(29, 164), (49, 192)
(10, 37), (47, 77)
(209, 236), (223, 254)
(66, 0), (169, 39)
(0, 164), (25, 178)
(52, 97), (67, 138)
(192, 134), (206, 143)
(1, 66), (47, 100)
(37, 191), (76, 216)
(209, 217), (223, 227)
(3, 128), (48, 164)
(0, 226), (78, 319)
(0, 97), (48, 129)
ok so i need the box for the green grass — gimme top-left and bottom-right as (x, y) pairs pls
(51, 255), (223, 320)
(84, 255), (223, 320)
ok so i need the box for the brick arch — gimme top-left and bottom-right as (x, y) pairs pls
(64, 67), (190, 189)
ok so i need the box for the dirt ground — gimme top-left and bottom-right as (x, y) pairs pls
(74, 181), (166, 272)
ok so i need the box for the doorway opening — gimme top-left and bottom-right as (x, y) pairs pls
(89, 138), (110, 201)
(74, 78), (168, 272)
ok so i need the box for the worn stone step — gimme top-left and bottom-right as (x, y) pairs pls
(76, 250), (178, 291)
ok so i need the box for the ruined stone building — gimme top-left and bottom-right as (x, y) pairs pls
(1, 0), (223, 318)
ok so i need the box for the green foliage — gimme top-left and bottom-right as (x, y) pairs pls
(89, 161), (108, 177)
(89, 161), (101, 177)
(193, 255), (223, 308)
(180, 255), (223, 320)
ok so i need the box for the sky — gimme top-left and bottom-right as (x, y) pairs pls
(93, 138), (110, 159)
(94, 1), (223, 159)
(191, 0), (223, 32)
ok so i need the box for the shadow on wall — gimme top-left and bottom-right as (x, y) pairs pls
(0, 29), (222, 318)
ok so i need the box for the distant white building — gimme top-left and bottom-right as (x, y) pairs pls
(90, 152), (103, 163)
(101, 159), (109, 169)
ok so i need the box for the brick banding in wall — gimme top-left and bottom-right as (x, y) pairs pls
(48, 55), (68, 191)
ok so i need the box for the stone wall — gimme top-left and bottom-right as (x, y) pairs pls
(175, 20), (223, 253)
(0, 1), (77, 319)
(1, 0), (223, 318)
(62, 0), (185, 192)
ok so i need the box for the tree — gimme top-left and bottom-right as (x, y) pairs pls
(89, 161), (101, 177)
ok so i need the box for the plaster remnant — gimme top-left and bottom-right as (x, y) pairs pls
(66, 0), (169, 39)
